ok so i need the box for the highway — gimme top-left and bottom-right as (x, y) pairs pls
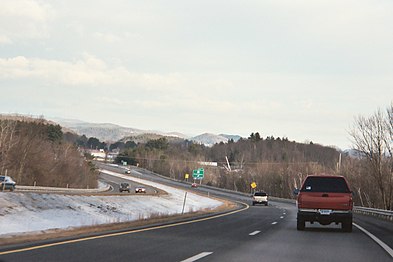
(0, 165), (392, 262)
(98, 172), (158, 195)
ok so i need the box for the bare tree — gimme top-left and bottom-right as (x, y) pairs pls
(386, 103), (393, 209)
(0, 119), (17, 175)
(349, 107), (393, 210)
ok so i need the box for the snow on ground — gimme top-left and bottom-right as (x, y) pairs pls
(0, 170), (223, 237)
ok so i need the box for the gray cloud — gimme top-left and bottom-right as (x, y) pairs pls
(1, 0), (393, 149)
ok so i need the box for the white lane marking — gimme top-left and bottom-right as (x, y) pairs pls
(280, 216), (284, 219)
(272, 222), (278, 225)
(181, 252), (213, 262)
(354, 223), (393, 259)
(249, 231), (261, 236)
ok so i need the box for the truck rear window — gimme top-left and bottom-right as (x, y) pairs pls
(301, 177), (350, 193)
(254, 192), (267, 196)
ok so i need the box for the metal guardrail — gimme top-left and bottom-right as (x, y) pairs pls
(102, 164), (393, 222)
(354, 206), (393, 221)
(136, 167), (393, 221)
(15, 185), (111, 194)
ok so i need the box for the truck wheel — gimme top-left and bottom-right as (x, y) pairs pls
(297, 218), (305, 231)
(342, 219), (352, 232)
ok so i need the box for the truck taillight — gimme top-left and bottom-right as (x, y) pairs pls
(297, 195), (302, 208)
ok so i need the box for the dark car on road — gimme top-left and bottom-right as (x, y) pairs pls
(0, 176), (16, 191)
(119, 182), (130, 193)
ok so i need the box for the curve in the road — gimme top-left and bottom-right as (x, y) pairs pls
(0, 202), (249, 257)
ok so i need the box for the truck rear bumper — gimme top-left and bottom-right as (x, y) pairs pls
(298, 209), (352, 225)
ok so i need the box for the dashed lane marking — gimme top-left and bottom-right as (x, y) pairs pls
(272, 222), (278, 225)
(249, 231), (261, 236)
(181, 252), (213, 262)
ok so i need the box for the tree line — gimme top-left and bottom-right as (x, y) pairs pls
(112, 103), (393, 210)
(115, 135), (340, 198)
(3, 102), (391, 211)
(346, 103), (393, 210)
(0, 116), (98, 188)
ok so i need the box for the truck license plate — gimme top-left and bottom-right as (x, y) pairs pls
(319, 209), (332, 215)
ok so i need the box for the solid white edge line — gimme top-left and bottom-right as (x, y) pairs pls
(181, 252), (213, 262)
(249, 231), (261, 236)
(353, 223), (393, 258)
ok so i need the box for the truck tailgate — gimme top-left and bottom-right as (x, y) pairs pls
(299, 192), (352, 210)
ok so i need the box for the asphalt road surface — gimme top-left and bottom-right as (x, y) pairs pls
(0, 165), (392, 262)
(99, 172), (156, 194)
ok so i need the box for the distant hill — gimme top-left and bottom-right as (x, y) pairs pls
(51, 118), (144, 142)
(0, 114), (76, 134)
(219, 134), (242, 142)
(343, 148), (365, 158)
(120, 133), (185, 144)
(50, 117), (242, 146)
(191, 133), (230, 147)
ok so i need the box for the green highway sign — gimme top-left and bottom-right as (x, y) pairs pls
(192, 168), (204, 179)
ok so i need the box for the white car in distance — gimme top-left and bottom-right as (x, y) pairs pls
(252, 191), (268, 206)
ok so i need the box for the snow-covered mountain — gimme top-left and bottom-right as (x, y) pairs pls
(50, 117), (242, 146)
(52, 119), (144, 142)
(191, 133), (229, 147)
(189, 133), (243, 146)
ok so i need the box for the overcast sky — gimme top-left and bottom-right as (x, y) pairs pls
(1, 0), (392, 149)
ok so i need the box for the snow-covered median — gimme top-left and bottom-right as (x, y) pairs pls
(0, 170), (223, 237)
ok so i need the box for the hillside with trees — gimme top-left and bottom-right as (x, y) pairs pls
(116, 135), (340, 197)
(3, 102), (391, 211)
(0, 115), (98, 188)
(114, 103), (393, 210)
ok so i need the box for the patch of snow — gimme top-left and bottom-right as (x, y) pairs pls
(0, 170), (223, 237)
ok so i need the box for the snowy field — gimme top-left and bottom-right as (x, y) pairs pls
(0, 170), (223, 237)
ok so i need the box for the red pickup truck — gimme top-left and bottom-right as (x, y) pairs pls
(294, 175), (353, 232)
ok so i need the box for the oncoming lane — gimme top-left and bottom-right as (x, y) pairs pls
(99, 172), (157, 195)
